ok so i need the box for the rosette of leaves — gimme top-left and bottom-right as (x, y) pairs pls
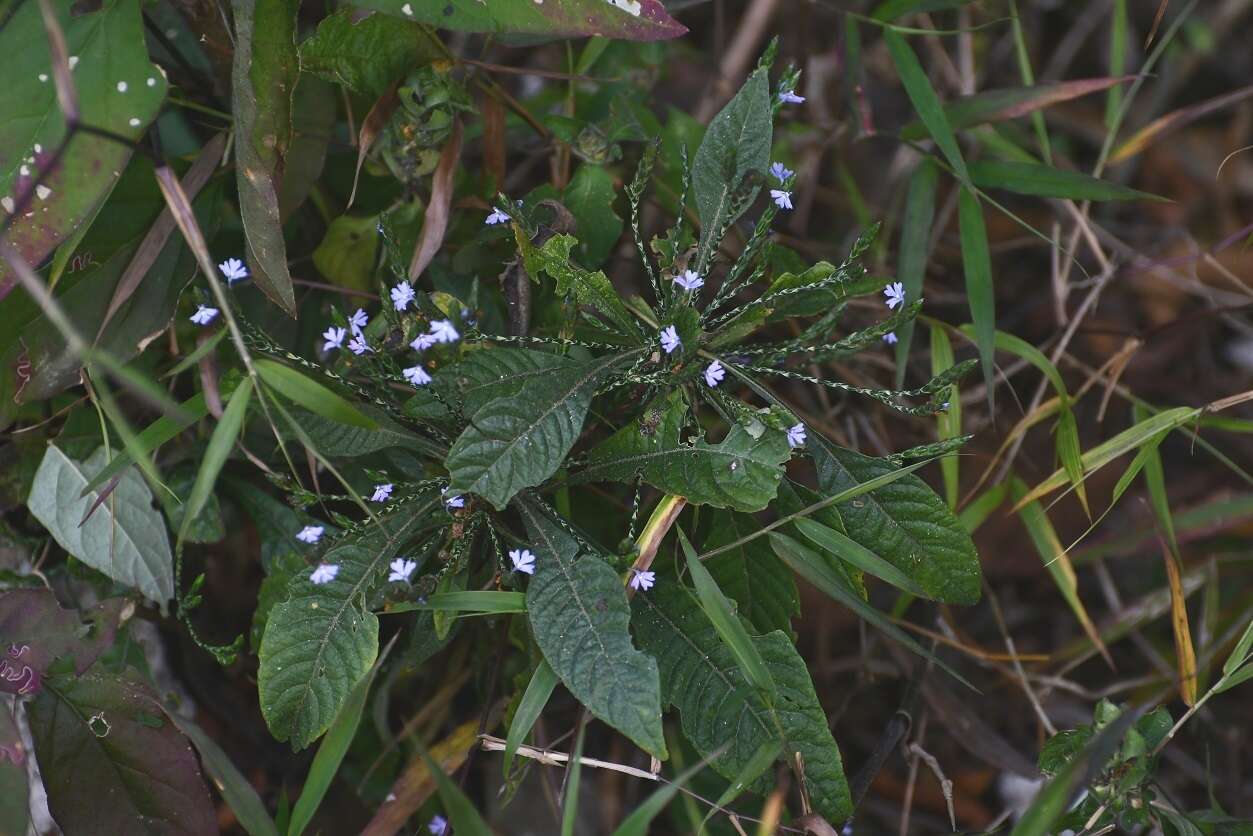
(249, 52), (980, 825)
(378, 65), (474, 188)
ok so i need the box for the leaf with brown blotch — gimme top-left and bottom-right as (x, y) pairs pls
(408, 119), (463, 281)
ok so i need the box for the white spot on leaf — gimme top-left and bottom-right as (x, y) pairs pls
(606, 0), (642, 15)
(35, 185), (51, 201)
(116, 81), (128, 92)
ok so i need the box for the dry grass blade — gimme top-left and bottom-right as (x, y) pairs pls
(1110, 83), (1253, 163)
(482, 92), (507, 187)
(408, 119), (464, 281)
(1159, 537), (1198, 706)
(96, 134), (227, 342)
(360, 718), (481, 836)
(1144, 0), (1170, 48)
(348, 83), (400, 209)
(36, 0), (78, 124)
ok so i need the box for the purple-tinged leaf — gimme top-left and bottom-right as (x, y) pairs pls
(0, 589), (130, 695)
(356, 0), (686, 42)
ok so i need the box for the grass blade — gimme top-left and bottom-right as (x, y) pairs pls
(1010, 478), (1111, 667)
(179, 378), (253, 546)
(969, 160), (1165, 201)
(793, 517), (927, 597)
(698, 739), (781, 834)
(678, 527), (775, 699)
(384, 591), (527, 615)
(957, 185), (996, 407)
(255, 358), (377, 430)
(504, 660), (559, 777)
(560, 721), (587, 836)
(884, 27), (968, 182)
(894, 159), (939, 386)
(612, 755), (717, 836)
(414, 736), (492, 836)
(81, 392), (209, 497)
(929, 324), (960, 506)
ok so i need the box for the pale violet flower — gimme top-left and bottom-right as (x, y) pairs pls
(510, 548), (536, 575)
(485, 207), (511, 225)
(786, 423), (807, 449)
(390, 281), (416, 311)
(370, 483), (393, 503)
(410, 332), (438, 351)
(704, 360), (725, 388)
(673, 269), (704, 292)
(388, 558), (417, 583)
(769, 162), (794, 182)
(310, 563), (339, 585)
(659, 325), (681, 355)
(296, 525), (324, 544)
(218, 257), (248, 283)
(629, 569), (656, 591)
(770, 189), (793, 210)
(428, 319), (460, 344)
(941, 401), (951, 411)
(348, 308), (369, 334)
(189, 305), (218, 325)
(322, 326), (347, 352)
(884, 282), (906, 310)
(883, 331), (898, 345)
(348, 334), (372, 355)
(778, 89), (805, 104)
(403, 365), (433, 387)
(428, 816), (448, 836)
(445, 493), (465, 510)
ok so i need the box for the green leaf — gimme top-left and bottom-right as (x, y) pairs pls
(808, 438), (981, 605)
(704, 511), (799, 635)
(700, 739), (782, 832)
(632, 578), (851, 822)
(899, 78), (1133, 139)
(169, 714), (280, 836)
(574, 391), (791, 512)
(969, 161), (1165, 201)
(691, 67), (772, 268)
(255, 359), (378, 430)
(894, 159), (938, 385)
(257, 502), (437, 749)
(930, 325), (961, 506)
(354, 0), (686, 41)
(0, 0), (168, 296)
(563, 164), (625, 269)
(180, 378), (252, 545)
(290, 403), (426, 457)
(611, 756), (712, 836)
(872, 0), (976, 20)
(519, 496), (666, 759)
(520, 233), (642, 340)
(385, 591), (527, 614)
(311, 214), (380, 292)
(29, 667), (217, 835)
(449, 347), (581, 416)
(81, 393), (209, 496)
(504, 660), (559, 776)
(677, 528), (775, 698)
(793, 517), (928, 598)
(446, 352), (625, 510)
(297, 8), (439, 97)
(288, 647), (386, 836)
(884, 28), (968, 182)
(28, 445), (174, 605)
(958, 185), (997, 406)
(231, 0), (299, 314)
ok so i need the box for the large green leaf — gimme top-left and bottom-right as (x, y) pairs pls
(808, 438), (980, 605)
(290, 403), (425, 457)
(446, 352), (624, 510)
(354, 0), (686, 41)
(0, 0), (167, 298)
(231, 0), (299, 314)
(691, 66), (772, 265)
(297, 8), (440, 98)
(704, 511), (799, 635)
(518, 496), (666, 759)
(257, 502), (437, 749)
(632, 579), (851, 822)
(563, 164), (625, 269)
(27, 445), (174, 605)
(28, 667), (217, 835)
(573, 392), (790, 512)
(447, 347), (581, 416)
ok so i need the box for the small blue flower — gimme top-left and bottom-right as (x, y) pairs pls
(786, 423), (806, 449)
(322, 326), (347, 352)
(884, 282), (905, 310)
(370, 484), (393, 503)
(388, 558), (417, 583)
(883, 331), (898, 345)
(704, 360), (725, 388)
(660, 325), (681, 355)
(428, 319), (460, 344)
(510, 548), (536, 575)
(778, 89), (805, 104)
(189, 305), (218, 326)
(296, 525), (323, 544)
(310, 563), (339, 584)
(673, 269), (704, 291)
(348, 308), (369, 335)
(770, 189), (793, 210)
(404, 365), (432, 386)
(769, 162), (794, 182)
(629, 569), (656, 591)
(390, 281), (416, 311)
(348, 334), (372, 355)
(218, 257), (248, 283)
(485, 208), (511, 225)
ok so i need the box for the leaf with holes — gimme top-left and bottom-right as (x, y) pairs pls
(573, 391), (790, 512)
(257, 500), (438, 749)
(0, 0), (168, 299)
(28, 666), (217, 835)
(354, 0), (686, 42)
(518, 497), (666, 759)
(808, 437), (981, 605)
(446, 351), (625, 510)
(28, 445), (174, 605)
(632, 578), (851, 821)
